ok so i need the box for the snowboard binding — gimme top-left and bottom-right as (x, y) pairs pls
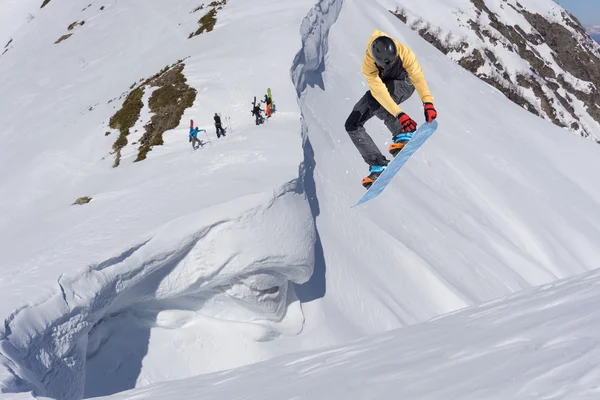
(362, 165), (387, 189)
(388, 132), (413, 157)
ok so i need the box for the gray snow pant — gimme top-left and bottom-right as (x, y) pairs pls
(344, 78), (415, 166)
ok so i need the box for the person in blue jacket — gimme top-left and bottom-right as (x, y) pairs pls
(189, 126), (205, 150)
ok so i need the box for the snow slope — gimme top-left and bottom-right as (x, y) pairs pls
(292, 0), (600, 340)
(0, 0), (317, 398)
(97, 265), (600, 400)
(2, 0), (600, 398)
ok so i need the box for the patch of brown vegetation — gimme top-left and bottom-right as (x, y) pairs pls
(189, 0), (226, 39)
(136, 64), (197, 162)
(68, 20), (86, 31)
(108, 87), (145, 167)
(109, 87), (145, 131)
(54, 34), (73, 44)
(72, 196), (92, 205)
(192, 4), (205, 13)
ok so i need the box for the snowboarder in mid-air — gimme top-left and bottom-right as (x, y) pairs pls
(214, 113), (226, 138)
(189, 126), (205, 150)
(345, 30), (438, 189)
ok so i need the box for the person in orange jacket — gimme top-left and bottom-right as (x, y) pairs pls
(345, 30), (438, 189)
(261, 94), (272, 118)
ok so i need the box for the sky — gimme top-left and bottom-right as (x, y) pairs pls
(555, 0), (600, 26)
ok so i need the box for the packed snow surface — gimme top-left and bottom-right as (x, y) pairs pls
(1, 0), (600, 398)
(95, 267), (600, 400)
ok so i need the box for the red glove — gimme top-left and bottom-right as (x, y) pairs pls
(398, 112), (417, 133)
(424, 102), (437, 123)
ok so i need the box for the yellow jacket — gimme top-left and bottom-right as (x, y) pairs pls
(362, 30), (434, 117)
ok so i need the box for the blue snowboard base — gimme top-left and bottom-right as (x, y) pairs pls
(352, 121), (438, 207)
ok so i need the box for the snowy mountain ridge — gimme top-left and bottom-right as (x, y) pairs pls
(379, 0), (600, 141)
(2, 0), (600, 399)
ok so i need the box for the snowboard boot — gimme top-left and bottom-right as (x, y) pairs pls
(388, 132), (413, 157)
(362, 165), (387, 189)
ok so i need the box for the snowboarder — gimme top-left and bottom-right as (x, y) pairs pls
(251, 102), (265, 125)
(344, 30), (438, 188)
(261, 94), (272, 118)
(189, 126), (205, 150)
(214, 113), (226, 138)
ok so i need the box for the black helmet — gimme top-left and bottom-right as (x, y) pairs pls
(371, 36), (397, 67)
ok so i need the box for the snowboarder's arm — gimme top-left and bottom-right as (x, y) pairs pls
(361, 52), (403, 117)
(397, 43), (434, 104)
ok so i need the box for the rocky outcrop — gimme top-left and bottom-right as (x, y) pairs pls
(390, 0), (600, 142)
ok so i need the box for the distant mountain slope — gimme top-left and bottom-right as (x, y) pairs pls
(379, 0), (600, 141)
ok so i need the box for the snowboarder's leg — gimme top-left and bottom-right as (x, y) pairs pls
(378, 79), (416, 157)
(345, 92), (390, 189)
(345, 91), (390, 167)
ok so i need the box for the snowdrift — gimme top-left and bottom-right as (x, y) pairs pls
(0, 0), (317, 398)
(98, 264), (600, 400)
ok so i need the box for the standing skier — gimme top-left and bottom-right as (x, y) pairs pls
(189, 126), (205, 150)
(214, 113), (226, 138)
(345, 30), (438, 188)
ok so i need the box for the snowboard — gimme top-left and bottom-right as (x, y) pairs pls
(353, 120), (438, 207)
(267, 88), (276, 113)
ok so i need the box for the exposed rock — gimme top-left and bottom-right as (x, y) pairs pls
(459, 49), (485, 72)
(391, 0), (600, 141)
(72, 196), (92, 205)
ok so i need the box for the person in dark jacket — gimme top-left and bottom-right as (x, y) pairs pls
(214, 113), (226, 138)
(251, 104), (264, 125)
